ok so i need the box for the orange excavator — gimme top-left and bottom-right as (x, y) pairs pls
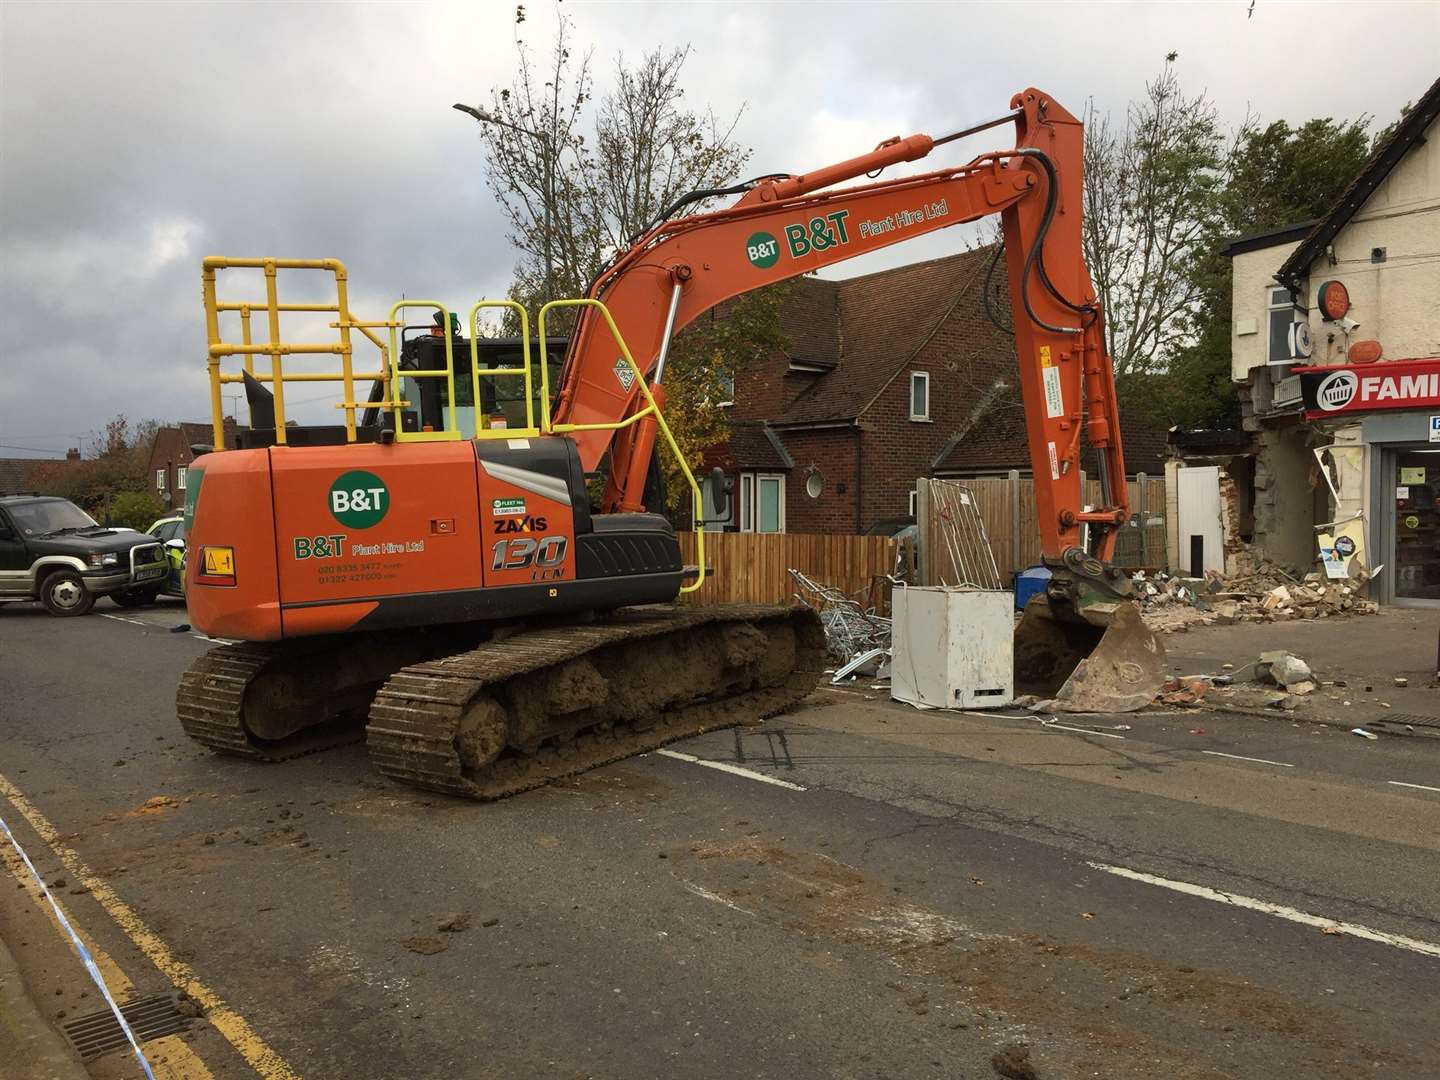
(177, 88), (1164, 798)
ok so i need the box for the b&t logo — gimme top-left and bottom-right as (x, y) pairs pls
(745, 231), (779, 269)
(328, 470), (389, 528)
(1315, 370), (1358, 411)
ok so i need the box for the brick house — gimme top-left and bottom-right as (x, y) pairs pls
(0, 448), (80, 496)
(146, 420), (244, 510)
(703, 248), (1168, 533)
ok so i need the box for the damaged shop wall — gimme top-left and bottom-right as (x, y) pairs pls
(1164, 455), (1256, 577)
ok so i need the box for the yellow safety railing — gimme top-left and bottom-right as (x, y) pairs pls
(386, 301), (461, 443)
(539, 298), (705, 593)
(202, 261), (702, 591)
(467, 300), (545, 439)
(201, 257), (397, 448)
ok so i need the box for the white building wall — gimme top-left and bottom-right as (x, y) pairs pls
(1231, 239), (1302, 382)
(1298, 126), (1440, 365)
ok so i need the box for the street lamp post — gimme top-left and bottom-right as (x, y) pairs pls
(453, 103), (554, 305)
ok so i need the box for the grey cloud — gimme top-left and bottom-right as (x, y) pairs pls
(3, 0), (1435, 451)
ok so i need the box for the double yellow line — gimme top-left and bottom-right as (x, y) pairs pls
(0, 770), (302, 1080)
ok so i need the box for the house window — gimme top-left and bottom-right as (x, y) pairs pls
(910, 372), (930, 421)
(909, 489), (918, 517)
(738, 472), (785, 533)
(156, 468), (166, 491)
(177, 466), (187, 491)
(717, 372), (735, 407)
(1267, 286), (1306, 367)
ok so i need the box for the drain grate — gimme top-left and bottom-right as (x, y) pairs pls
(61, 991), (196, 1061)
(1366, 713), (1440, 734)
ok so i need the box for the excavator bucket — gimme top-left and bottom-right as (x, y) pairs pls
(1013, 591), (1166, 713)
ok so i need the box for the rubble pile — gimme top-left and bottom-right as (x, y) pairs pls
(1134, 562), (1379, 634)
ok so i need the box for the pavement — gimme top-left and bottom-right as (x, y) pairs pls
(1, 595), (1438, 1079)
(0, 921), (89, 1080)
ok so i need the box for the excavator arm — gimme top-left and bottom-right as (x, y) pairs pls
(553, 87), (1164, 712)
(553, 88), (1129, 562)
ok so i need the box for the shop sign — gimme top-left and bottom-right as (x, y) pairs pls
(1429, 416), (1440, 443)
(1298, 357), (1440, 418)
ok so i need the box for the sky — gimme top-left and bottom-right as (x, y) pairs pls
(1, 0), (1436, 456)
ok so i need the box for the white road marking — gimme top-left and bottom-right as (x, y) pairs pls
(99, 610), (229, 645)
(680, 880), (755, 916)
(1388, 780), (1440, 794)
(1202, 750), (1294, 768)
(1037, 720), (1127, 740)
(98, 613), (150, 627)
(1087, 861), (1440, 960)
(655, 749), (806, 791)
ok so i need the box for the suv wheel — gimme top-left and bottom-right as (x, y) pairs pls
(40, 570), (95, 617)
(112, 587), (160, 609)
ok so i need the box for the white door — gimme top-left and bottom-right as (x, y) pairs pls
(1176, 466), (1223, 576)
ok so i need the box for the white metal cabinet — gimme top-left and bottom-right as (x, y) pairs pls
(891, 586), (1014, 709)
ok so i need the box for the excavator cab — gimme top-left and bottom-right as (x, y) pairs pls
(394, 334), (568, 436)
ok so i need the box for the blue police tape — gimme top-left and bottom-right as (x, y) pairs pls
(0, 811), (156, 1080)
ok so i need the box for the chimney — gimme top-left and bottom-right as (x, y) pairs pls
(65, 447), (80, 461)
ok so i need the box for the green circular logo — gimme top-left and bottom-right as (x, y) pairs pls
(745, 231), (780, 269)
(328, 470), (389, 529)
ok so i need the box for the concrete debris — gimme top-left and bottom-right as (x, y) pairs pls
(1350, 728), (1379, 740)
(1137, 561), (1377, 634)
(1256, 651), (1313, 689)
(1159, 677), (1210, 706)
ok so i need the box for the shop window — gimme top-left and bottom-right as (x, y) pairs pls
(1393, 450), (1440, 601)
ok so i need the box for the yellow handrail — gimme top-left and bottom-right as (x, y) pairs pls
(201, 256), (392, 447)
(386, 301), (459, 442)
(467, 300), (540, 437)
(538, 298), (705, 594)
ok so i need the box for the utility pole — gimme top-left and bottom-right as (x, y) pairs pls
(453, 103), (554, 304)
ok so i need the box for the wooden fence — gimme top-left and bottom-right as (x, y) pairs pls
(677, 532), (896, 609)
(918, 473), (1167, 585)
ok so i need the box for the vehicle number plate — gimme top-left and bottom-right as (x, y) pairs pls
(135, 566), (164, 581)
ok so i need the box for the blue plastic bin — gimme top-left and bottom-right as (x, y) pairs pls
(1013, 565), (1052, 611)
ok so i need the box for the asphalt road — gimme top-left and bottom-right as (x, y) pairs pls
(2, 598), (1439, 1080)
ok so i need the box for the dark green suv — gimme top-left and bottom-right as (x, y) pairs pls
(0, 496), (169, 616)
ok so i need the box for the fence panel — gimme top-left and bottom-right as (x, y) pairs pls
(676, 532), (896, 608)
(920, 474), (1168, 583)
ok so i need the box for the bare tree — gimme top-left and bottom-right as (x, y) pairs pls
(1081, 56), (1226, 378)
(466, 10), (751, 325)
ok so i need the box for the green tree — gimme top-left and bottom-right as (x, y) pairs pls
(1082, 56), (1227, 381)
(1162, 116), (1372, 427)
(463, 9), (751, 331)
(25, 416), (160, 515)
(106, 490), (167, 531)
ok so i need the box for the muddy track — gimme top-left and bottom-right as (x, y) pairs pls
(176, 643), (370, 761)
(366, 604), (826, 800)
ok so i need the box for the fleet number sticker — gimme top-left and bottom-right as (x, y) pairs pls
(492, 498), (527, 516)
(1040, 346), (1064, 418)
